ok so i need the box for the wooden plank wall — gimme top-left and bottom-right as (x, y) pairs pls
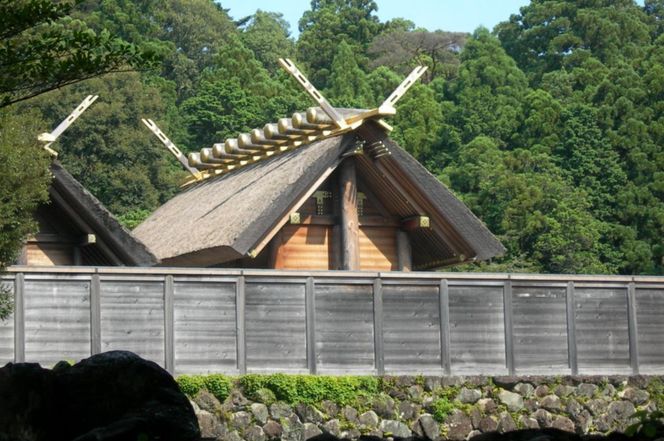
(1, 269), (664, 375)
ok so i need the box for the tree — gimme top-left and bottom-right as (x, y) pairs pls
(0, 0), (155, 107)
(325, 41), (372, 107)
(297, 0), (382, 88)
(241, 10), (295, 73)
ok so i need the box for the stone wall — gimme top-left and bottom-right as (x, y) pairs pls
(189, 375), (663, 441)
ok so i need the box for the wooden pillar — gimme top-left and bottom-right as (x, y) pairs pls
(396, 230), (412, 271)
(339, 159), (360, 270)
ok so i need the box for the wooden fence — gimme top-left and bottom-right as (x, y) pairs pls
(1, 267), (663, 376)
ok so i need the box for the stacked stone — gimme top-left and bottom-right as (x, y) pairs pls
(190, 375), (661, 441)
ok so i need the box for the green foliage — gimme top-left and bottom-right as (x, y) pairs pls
(0, 288), (12, 322)
(625, 410), (664, 438)
(240, 374), (379, 406)
(431, 397), (455, 422)
(0, 0), (156, 108)
(117, 209), (152, 230)
(176, 374), (206, 397)
(176, 374), (232, 402)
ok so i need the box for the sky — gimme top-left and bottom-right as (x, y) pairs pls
(221, 0), (533, 37)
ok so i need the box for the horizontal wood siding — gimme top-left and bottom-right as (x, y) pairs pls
(359, 227), (397, 271)
(382, 284), (441, 371)
(24, 279), (90, 367)
(449, 286), (506, 373)
(174, 281), (237, 374)
(0, 281), (14, 365)
(274, 225), (331, 270)
(26, 243), (73, 266)
(575, 288), (630, 373)
(635, 288), (664, 371)
(100, 280), (165, 366)
(315, 283), (375, 372)
(512, 286), (569, 372)
(245, 282), (307, 371)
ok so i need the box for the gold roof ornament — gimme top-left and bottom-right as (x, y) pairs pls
(38, 95), (99, 158)
(143, 60), (427, 186)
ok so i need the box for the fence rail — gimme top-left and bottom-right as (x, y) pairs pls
(1, 266), (663, 376)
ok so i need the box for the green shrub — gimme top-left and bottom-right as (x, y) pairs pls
(432, 397), (455, 422)
(239, 374), (379, 406)
(176, 375), (206, 397)
(204, 374), (233, 402)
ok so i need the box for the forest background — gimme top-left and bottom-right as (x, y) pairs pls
(1, 0), (663, 276)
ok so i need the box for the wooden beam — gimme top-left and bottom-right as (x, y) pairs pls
(339, 159), (360, 270)
(401, 215), (430, 231)
(396, 230), (412, 271)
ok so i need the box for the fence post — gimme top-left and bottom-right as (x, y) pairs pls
(373, 278), (384, 375)
(503, 279), (515, 375)
(14, 273), (24, 363)
(566, 281), (578, 375)
(627, 281), (639, 374)
(236, 275), (246, 374)
(439, 279), (451, 376)
(90, 273), (101, 355)
(305, 276), (316, 374)
(164, 275), (175, 374)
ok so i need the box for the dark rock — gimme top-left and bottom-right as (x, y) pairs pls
(408, 385), (424, 401)
(493, 376), (521, 389)
(607, 400), (636, 428)
(566, 399), (583, 417)
(470, 406), (482, 429)
(465, 376), (490, 387)
(296, 403), (324, 424)
(224, 430), (244, 441)
(423, 376), (440, 392)
(619, 387), (650, 405)
(477, 398), (497, 414)
(359, 410), (379, 428)
(251, 403), (269, 425)
(533, 409), (553, 428)
(627, 375), (649, 389)
(372, 394), (396, 419)
(594, 414), (612, 432)
(585, 399), (608, 417)
(518, 415), (539, 429)
(231, 411), (252, 430)
(467, 428), (584, 441)
(524, 398), (538, 413)
(577, 383), (598, 398)
(321, 400), (339, 418)
(396, 375), (417, 388)
(534, 385), (550, 398)
(195, 389), (223, 414)
(441, 376), (464, 387)
(229, 390), (249, 409)
(458, 387), (482, 404)
(551, 416), (575, 433)
(445, 409), (472, 441)
(379, 419), (412, 438)
(413, 414), (439, 441)
(197, 409), (227, 438)
(497, 389), (523, 411)
(554, 385), (575, 398)
(478, 416), (498, 433)
(322, 419), (341, 437)
(541, 394), (562, 411)
(245, 425), (267, 441)
(341, 405), (359, 423)
(254, 388), (277, 404)
(497, 411), (516, 433)
(304, 422), (323, 440)
(269, 401), (293, 419)
(572, 409), (592, 434)
(513, 383), (534, 398)
(0, 351), (199, 441)
(282, 413), (304, 441)
(263, 420), (283, 439)
(340, 428), (361, 440)
(398, 400), (421, 421)
(600, 384), (616, 398)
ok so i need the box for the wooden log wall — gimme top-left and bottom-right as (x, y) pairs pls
(1, 267), (663, 376)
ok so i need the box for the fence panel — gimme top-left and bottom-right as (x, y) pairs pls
(382, 284), (441, 373)
(0, 279), (14, 364)
(315, 283), (375, 373)
(635, 287), (664, 373)
(575, 287), (630, 373)
(449, 285), (506, 374)
(512, 285), (569, 373)
(100, 278), (165, 366)
(174, 279), (237, 374)
(245, 281), (307, 372)
(24, 277), (91, 367)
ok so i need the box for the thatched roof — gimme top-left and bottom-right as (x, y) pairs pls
(134, 136), (351, 266)
(135, 121), (505, 268)
(50, 162), (158, 266)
